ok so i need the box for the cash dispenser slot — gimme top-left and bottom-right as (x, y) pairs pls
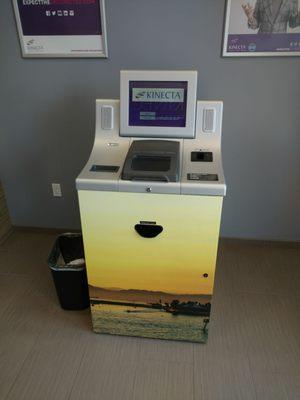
(191, 152), (213, 162)
(121, 140), (180, 183)
(131, 155), (171, 172)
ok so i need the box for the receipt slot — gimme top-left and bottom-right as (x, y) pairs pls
(76, 70), (226, 343)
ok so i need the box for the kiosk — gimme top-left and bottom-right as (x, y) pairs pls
(77, 71), (226, 343)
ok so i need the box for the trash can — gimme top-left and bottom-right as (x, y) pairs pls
(48, 233), (90, 310)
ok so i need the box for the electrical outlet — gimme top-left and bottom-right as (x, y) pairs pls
(52, 183), (62, 197)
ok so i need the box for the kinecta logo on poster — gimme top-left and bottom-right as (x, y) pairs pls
(132, 88), (184, 103)
(22, 0), (50, 4)
(22, 0), (97, 4)
(26, 38), (44, 52)
(228, 44), (246, 51)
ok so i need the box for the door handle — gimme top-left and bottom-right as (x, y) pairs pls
(134, 224), (163, 238)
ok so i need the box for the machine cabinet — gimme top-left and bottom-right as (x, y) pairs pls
(78, 190), (223, 343)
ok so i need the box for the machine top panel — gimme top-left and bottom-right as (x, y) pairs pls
(76, 98), (226, 197)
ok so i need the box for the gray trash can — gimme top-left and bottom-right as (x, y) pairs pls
(48, 233), (89, 310)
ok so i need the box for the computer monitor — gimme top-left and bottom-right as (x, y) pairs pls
(120, 70), (197, 138)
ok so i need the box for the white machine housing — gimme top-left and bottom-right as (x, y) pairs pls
(76, 71), (226, 197)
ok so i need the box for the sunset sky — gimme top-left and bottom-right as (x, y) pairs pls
(79, 191), (223, 295)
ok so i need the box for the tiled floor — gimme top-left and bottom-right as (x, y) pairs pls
(0, 231), (299, 400)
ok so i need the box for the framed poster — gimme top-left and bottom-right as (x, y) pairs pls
(223, 0), (300, 56)
(12, 0), (108, 58)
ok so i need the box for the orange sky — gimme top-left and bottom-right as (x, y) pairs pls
(79, 191), (222, 295)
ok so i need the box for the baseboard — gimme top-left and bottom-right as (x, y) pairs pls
(220, 236), (300, 249)
(0, 227), (14, 246)
(13, 226), (82, 234)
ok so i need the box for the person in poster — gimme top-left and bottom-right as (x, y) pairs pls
(242, 0), (300, 33)
(223, 0), (300, 55)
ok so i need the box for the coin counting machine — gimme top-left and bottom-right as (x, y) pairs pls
(77, 70), (226, 342)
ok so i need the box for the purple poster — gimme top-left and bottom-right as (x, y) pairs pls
(223, 0), (300, 56)
(129, 81), (188, 128)
(13, 0), (107, 57)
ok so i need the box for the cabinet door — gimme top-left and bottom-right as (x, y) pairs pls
(79, 191), (222, 296)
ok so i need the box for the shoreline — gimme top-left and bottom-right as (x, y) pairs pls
(90, 299), (153, 308)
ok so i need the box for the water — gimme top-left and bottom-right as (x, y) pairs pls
(91, 304), (208, 343)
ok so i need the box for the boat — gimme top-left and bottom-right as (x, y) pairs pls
(149, 302), (164, 309)
(164, 300), (211, 317)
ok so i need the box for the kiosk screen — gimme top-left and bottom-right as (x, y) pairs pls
(129, 81), (188, 128)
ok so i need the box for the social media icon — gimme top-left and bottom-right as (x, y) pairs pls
(69, 10), (74, 16)
(63, 10), (68, 16)
(46, 11), (51, 16)
(57, 10), (62, 16)
(51, 11), (56, 16)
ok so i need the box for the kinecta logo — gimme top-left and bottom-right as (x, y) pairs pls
(26, 38), (44, 52)
(132, 88), (184, 103)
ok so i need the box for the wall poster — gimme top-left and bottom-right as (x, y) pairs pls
(12, 0), (108, 58)
(223, 0), (300, 56)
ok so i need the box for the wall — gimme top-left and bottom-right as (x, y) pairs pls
(0, 0), (299, 241)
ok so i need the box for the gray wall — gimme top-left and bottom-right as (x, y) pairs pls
(0, 0), (300, 241)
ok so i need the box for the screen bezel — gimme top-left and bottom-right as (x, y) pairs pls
(120, 70), (197, 138)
